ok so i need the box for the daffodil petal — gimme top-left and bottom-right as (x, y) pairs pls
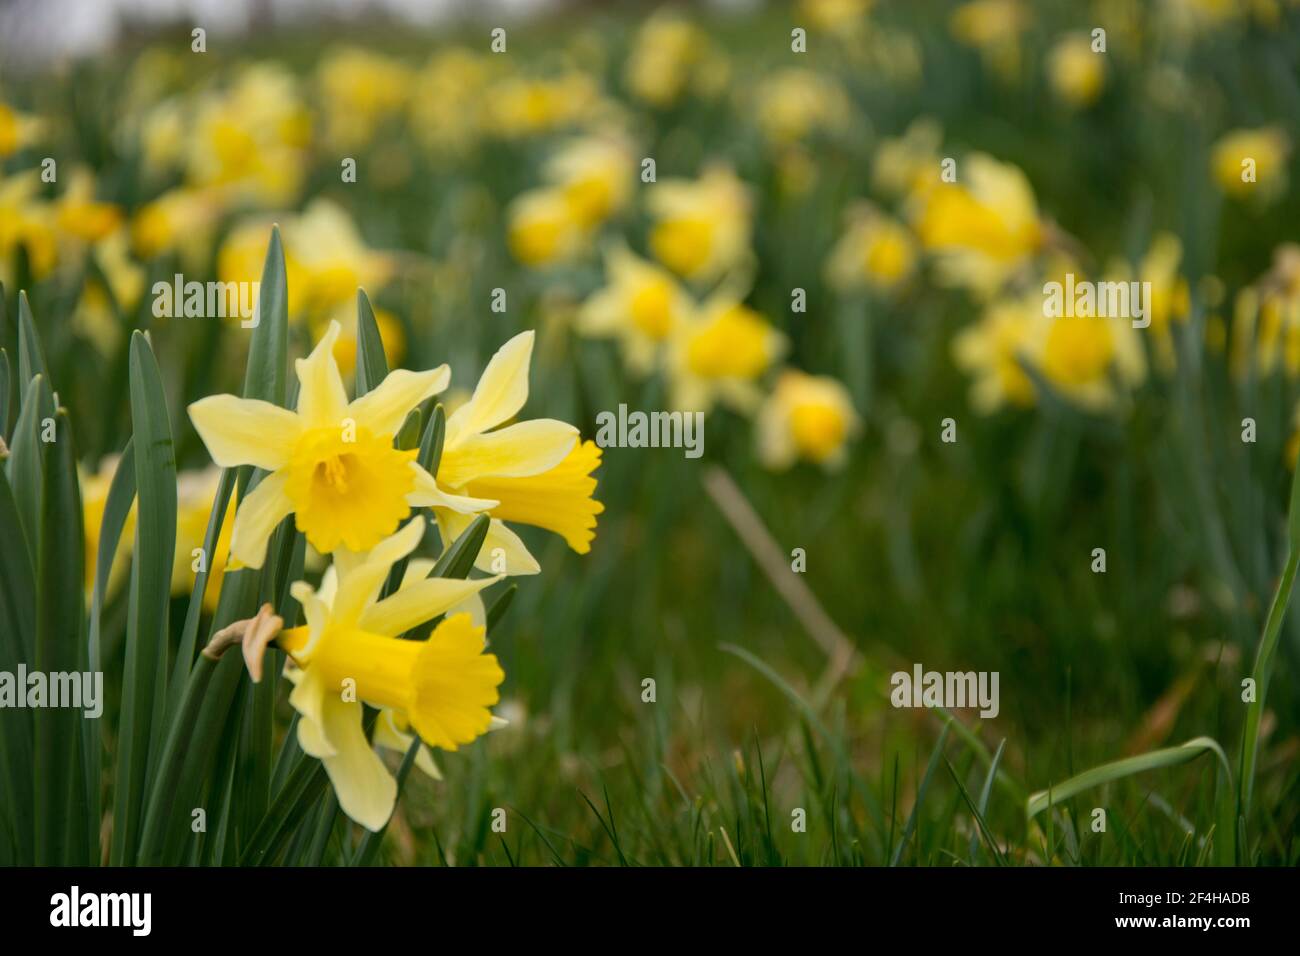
(295, 320), (348, 429)
(289, 581), (330, 657)
(290, 666), (335, 758)
(446, 330), (534, 443)
(437, 419), (577, 487)
(319, 696), (397, 832)
(478, 519), (541, 575)
(400, 558), (436, 588)
(374, 710), (442, 780)
(440, 511), (540, 576)
(188, 395), (302, 471)
(329, 516), (427, 627)
(229, 470), (294, 570)
(408, 463), (498, 513)
(359, 574), (503, 637)
(348, 366), (451, 438)
(449, 593), (488, 632)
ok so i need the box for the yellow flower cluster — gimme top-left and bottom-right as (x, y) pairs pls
(175, 313), (601, 828)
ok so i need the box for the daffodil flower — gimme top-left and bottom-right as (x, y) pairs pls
(280, 516), (505, 830)
(188, 319), (493, 569)
(666, 292), (786, 414)
(434, 330), (603, 574)
(577, 244), (693, 375)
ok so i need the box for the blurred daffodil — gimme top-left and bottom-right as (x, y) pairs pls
(1105, 233), (1190, 370)
(648, 165), (752, 284)
(1231, 244), (1300, 379)
(544, 136), (634, 231)
(873, 118), (943, 199)
(910, 153), (1044, 298)
(188, 320), (491, 568)
(753, 70), (854, 146)
(507, 187), (586, 268)
(625, 13), (726, 107)
(0, 171), (57, 281)
(667, 294), (785, 413)
(54, 169), (123, 245)
(1211, 126), (1290, 203)
(317, 48), (412, 149)
(950, 0), (1030, 82)
(577, 244), (694, 374)
(186, 64), (311, 207)
(952, 295), (1041, 413)
(757, 370), (860, 469)
(1047, 34), (1106, 108)
(825, 204), (917, 294)
(172, 468), (237, 614)
(0, 98), (42, 157)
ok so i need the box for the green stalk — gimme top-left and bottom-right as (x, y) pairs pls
(1238, 535), (1300, 817)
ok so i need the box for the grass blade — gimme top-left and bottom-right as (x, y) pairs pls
(34, 410), (88, 864)
(354, 288), (388, 398)
(111, 332), (177, 865)
(890, 722), (951, 866)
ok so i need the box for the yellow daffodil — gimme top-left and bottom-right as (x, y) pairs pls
(507, 187), (586, 268)
(1104, 233), (1190, 370)
(648, 165), (752, 284)
(825, 204), (918, 293)
(1037, 311), (1145, 413)
(410, 49), (498, 156)
(544, 136), (634, 231)
(952, 295), (1041, 413)
(130, 187), (221, 261)
(667, 294), (785, 413)
(1211, 126), (1290, 203)
(80, 457), (136, 598)
(0, 99), (42, 157)
(220, 205), (398, 369)
(485, 72), (607, 139)
(910, 153), (1044, 298)
(873, 118), (944, 199)
(625, 14), (724, 108)
(753, 70), (854, 146)
(577, 244), (695, 374)
(74, 228), (145, 356)
(53, 169), (122, 244)
(188, 320), (492, 569)
(0, 171), (57, 281)
(950, 0), (1029, 82)
(287, 200), (395, 317)
(280, 516), (504, 830)
(1047, 34), (1106, 108)
(799, 0), (875, 38)
(757, 370), (860, 470)
(172, 468), (237, 614)
(316, 48), (412, 149)
(186, 64), (311, 207)
(433, 330), (601, 574)
(1231, 244), (1300, 380)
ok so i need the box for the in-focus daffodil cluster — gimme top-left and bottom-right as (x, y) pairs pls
(179, 313), (600, 829)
